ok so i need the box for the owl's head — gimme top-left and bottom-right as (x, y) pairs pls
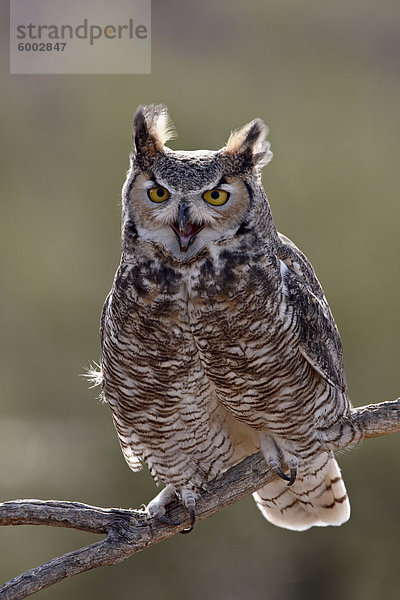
(122, 104), (273, 261)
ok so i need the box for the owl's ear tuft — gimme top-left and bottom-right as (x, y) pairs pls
(225, 119), (273, 170)
(133, 104), (177, 159)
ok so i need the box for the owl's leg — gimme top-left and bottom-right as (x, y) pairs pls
(146, 484), (198, 533)
(259, 433), (298, 486)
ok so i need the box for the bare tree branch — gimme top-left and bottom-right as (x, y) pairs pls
(1, 400), (399, 600)
(346, 400), (400, 439)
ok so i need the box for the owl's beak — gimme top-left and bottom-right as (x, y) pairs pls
(170, 202), (204, 252)
(178, 202), (189, 235)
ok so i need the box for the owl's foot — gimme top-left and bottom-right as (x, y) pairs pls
(146, 484), (183, 526)
(259, 433), (298, 486)
(146, 484), (198, 533)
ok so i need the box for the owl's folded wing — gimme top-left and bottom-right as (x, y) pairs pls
(277, 233), (347, 394)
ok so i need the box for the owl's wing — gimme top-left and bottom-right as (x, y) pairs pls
(277, 233), (347, 393)
(100, 291), (111, 348)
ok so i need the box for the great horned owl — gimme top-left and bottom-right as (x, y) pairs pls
(100, 104), (351, 532)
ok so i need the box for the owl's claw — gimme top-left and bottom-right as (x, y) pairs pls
(273, 465), (291, 482)
(156, 514), (183, 527)
(179, 505), (196, 534)
(272, 465), (297, 486)
(288, 467), (297, 486)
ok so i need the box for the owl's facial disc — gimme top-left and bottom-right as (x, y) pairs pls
(128, 173), (252, 260)
(170, 202), (204, 252)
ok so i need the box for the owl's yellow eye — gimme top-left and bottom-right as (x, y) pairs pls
(202, 189), (230, 206)
(147, 186), (170, 203)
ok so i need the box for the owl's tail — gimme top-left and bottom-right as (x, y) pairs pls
(253, 452), (350, 531)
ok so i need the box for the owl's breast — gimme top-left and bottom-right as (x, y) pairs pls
(186, 247), (282, 331)
(185, 248), (316, 426)
(103, 255), (220, 420)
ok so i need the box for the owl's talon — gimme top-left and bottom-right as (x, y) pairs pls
(147, 508), (182, 527)
(180, 504), (196, 534)
(288, 467), (297, 486)
(157, 514), (183, 526)
(180, 526), (193, 534)
(273, 466), (291, 482)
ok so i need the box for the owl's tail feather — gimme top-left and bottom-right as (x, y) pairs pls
(253, 452), (350, 531)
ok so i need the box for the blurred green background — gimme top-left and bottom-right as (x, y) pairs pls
(1, 1), (400, 598)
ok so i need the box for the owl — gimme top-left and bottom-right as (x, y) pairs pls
(100, 104), (351, 532)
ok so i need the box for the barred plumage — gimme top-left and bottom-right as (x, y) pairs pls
(100, 104), (351, 531)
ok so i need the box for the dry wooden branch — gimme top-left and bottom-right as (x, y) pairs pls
(1, 400), (399, 600)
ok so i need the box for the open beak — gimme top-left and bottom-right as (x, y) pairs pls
(170, 202), (204, 252)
